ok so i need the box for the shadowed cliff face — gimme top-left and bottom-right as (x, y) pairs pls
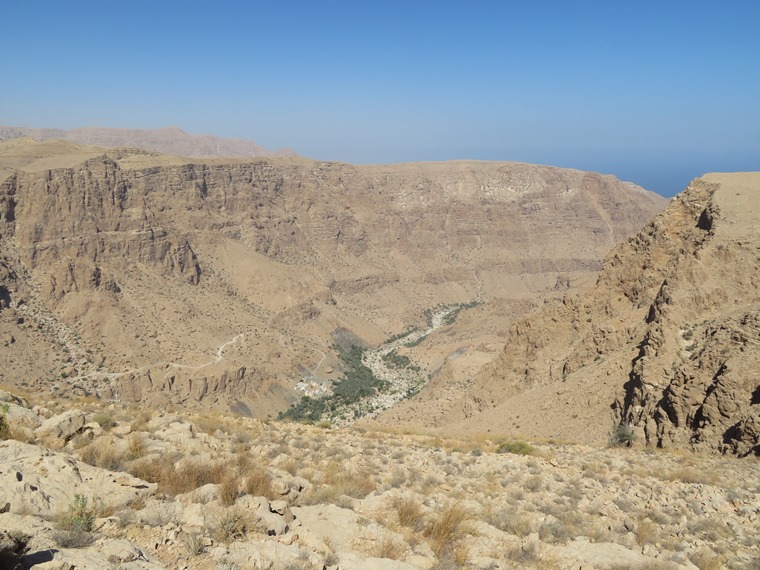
(419, 173), (759, 456)
(0, 141), (667, 419)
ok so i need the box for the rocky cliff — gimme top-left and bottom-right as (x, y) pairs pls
(0, 139), (666, 418)
(421, 173), (759, 456)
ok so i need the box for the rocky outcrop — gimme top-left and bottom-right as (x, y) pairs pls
(102, 365), (266, 412)
(0, 439), (155, 517)
(440, 173), (759, 455)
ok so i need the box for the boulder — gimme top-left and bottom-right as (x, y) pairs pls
(3, 402), (42, 429)
(35, 410), (86, 446)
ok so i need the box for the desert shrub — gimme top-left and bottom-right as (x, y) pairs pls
(635, 519), (658, 546)
(322, 463), (377, 498)
(687, 518), (734, 541)
(212, 508), (255, 542)
(496, 441), (535, 455)
(609, 423), (636, 447)
(388, 467), (407, 487)
(303, 466), (376, 506)
(170, 460), (226, 494)
(661, 467), (719, 486)
(92, 412), (116, 430)
(140, 502), (181, 527)
(53, 495), (102, 548)
(182, 531), (205, 555)
(280, 456), (300, 475)
(0, 404), (9, 439)
(485, 506), (534, 537)
(130, 411), (151, 431)
(688, 550), (724, 570)
(302, 485), (341, 506)
(539, 520), (571, 543)
(126, 433), (145, 460)
(523, 475), (543, 492)
(57, 495), (100, 533)
(52, 529), (97, 548)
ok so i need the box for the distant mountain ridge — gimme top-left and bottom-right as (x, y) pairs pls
(0, 125), (298, 158)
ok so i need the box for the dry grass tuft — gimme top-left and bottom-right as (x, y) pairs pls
(374, 533), (407, 560)
(661, 467), (720, 486)
(321, 464), (377, 499)
(391, 496), (425, 531)
(130, 411), (151, 432)
(127, 433), (145, 460)
(79, 440), (125, 471)
(128, 455), (227, 496)
(424, 502), (471, 556)
(219, 475), (239, 507)
(688, 549), (724, 570)
(243, 465), (277, 500)
(635, 519), (658, 546)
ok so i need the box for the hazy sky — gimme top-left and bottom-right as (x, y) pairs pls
(2, 1), (758, 196)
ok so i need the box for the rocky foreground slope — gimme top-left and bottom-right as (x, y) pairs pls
(0, 138), (666, 419)
(1, 390), (758, 569)
(386, 173), (759, 456)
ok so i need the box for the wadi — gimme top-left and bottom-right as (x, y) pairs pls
(0, 128), (757, 570)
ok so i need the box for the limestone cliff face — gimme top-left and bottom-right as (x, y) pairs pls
(0, 150), (666, 308)
(0, 141), (667, 417)
(1, 159), (201, 300)
(455, 174), (759, 456)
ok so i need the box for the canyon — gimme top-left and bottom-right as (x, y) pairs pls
(0, 137), (666, 429)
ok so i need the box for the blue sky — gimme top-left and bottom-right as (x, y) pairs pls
(2, 1), (758, 196)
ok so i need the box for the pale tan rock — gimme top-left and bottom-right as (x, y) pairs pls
(0, 391), (27, 406)
(0, 440), (155, 517)
(553, 538), (670, 569)
(3, 401), (42, 429)
(35, 410), (85, 446)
